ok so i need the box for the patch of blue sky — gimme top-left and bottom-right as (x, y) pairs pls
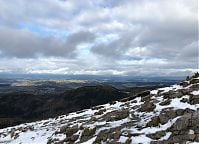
(77, 43), (93, 56)
(95, 33), (119, 44)
(18, 23), (50, 36)
(76, 43), (99, 65)
(18, 23), (69, 39)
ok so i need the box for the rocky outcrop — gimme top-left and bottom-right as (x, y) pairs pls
(0, 73), (199, 144)
(151, 111), (199, 144)
(100, 109), (129, 122)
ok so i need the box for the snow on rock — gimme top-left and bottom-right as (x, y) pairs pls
(0, 73), (199, 144)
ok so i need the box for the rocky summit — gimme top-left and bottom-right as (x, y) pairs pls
(0, 73), (199, 144)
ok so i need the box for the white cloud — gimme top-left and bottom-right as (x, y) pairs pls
(0, 0), (197, 76)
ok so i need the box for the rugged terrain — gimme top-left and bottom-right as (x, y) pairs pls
(0, 85), (128, 129)
(0, 73), (198, 144)
(0, 80), (167, 129)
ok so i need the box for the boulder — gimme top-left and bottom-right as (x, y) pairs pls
(94, 130), (109, 143)
(175, 109), (184, 116)
(190, 84), (199, 90)
(141, 95), (151, 102)
(146, 130), (166, 140)
(183, 108), (195, 115)
(170, 114), (190, 131)
(82, 127), (96, 137)
(146, 116), (160, 127)
(139, 101), (156, 112)
(64, 125), (79, 136)
(137, 91), (150, 97)
(159, 99), (171, 106)
(102, 109), (129, 122)
(189, 95), (199, 104)
(80, 127), (96, 142)
(69, 134), (79, 141)
(94, 109), (106, 115)
(190, 78), (199, 84)
(159, 114), (170, 125)
(163, 91), (183, 99)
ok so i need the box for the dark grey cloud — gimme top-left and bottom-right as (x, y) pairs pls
(0, 28), (95, 58)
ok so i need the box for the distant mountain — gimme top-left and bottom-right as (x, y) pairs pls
(0, 73), (184, 82)
(0, 73), (198, 143)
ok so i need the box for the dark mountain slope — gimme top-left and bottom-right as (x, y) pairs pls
(0, 85), (128, 128)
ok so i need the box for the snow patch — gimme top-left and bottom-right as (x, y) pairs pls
(118, 136), (128, 143)
(191, 90), (199, 95)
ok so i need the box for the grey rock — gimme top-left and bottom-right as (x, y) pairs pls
(101, 109), (129, 122)
(159, 99), (171, 106)
(139, 101), (156, 112)
(147, 131), (166, 140)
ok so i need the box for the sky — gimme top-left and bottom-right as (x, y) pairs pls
(0, 0), (198, 77)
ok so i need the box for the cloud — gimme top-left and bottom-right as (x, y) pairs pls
(0, 28), (95, 58)
(90, 0), (198, 71)
(0, 0), (197, 76)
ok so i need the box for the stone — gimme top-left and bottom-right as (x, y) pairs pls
(159, 99), (171, 106)
(157, 90), (164, 95)
(190, 78), (199, 84)
(163, 91), (183, 99)
(175, 109), (184, 116)
(65, 125), (79, 136)
(146, 131), (166, 140)
(179, 89), (191, 95)
(141, 95), (151, 102)
(121, 95), (137, 102)
(159, 114), (169, 125)
(139, 101), (156, 112)
(94, 109), (106, 115)
(169, 114), (191, 131)
(189, 95), (199, 104)
(80, 127), (96, 142)
(183, 108), (195, 115)
(157, 109), (177, 125)
(59, 125), (68, 133)
(95, 130), (108, 143)
(131, 100), (137, 103)
(195, 134), (199, 141)
(182, 134), (196, 141)
(102, 109), (129, 122)
(146, 116), (160, 127)
(82, 127), (96, 137)
(125, 138), (132, 144)
(69, 135), (79, 141)
(137, 90), (150, 97)
(109, 131), (121, 140)
(190, 111), (199, 127)
(166, 110), (176, 119)
(190, 84), (199, 90)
